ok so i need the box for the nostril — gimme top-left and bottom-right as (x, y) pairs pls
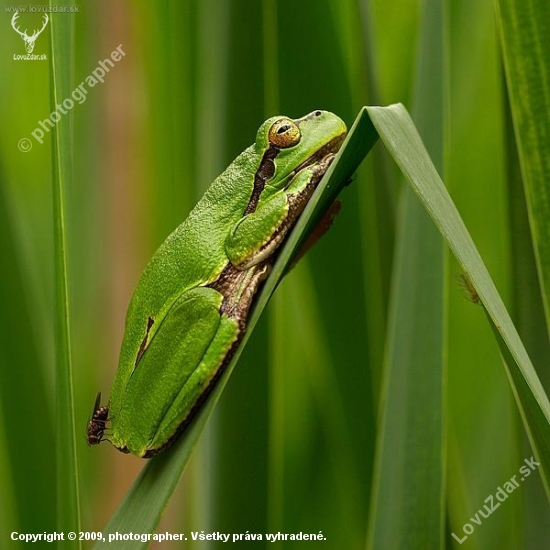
(315, 110), (322, 116)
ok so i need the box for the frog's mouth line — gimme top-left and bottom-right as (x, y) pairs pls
(290, 132), (347, 179)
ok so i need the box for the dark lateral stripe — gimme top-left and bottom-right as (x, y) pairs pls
(244, 145), (279, 215)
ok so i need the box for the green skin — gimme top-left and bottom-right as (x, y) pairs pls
(97, 110), (347, 457)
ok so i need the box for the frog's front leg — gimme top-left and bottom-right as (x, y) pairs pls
(226, 154), (335, 270)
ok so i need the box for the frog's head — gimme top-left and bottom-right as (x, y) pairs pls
(254, 110), (347, 189)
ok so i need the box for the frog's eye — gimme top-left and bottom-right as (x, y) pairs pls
(268, 118), (301, 148)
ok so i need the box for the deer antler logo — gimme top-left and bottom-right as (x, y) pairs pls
(11, 12), (49, 54)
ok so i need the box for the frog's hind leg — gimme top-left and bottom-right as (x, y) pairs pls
(110, 286), (239, 456)
(146, 306), (241, 456)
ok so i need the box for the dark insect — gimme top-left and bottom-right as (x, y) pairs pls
(87, 392), (109, 445)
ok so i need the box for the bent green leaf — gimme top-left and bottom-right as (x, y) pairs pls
(367, 103), (550, 499)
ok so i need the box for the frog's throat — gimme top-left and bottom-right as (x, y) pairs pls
(290, 132), (346, 179)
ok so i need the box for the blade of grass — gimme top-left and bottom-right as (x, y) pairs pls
(49, 1), (81, 541)
(497, 8), (550, 528)
(354, 0), (398, 411)
(271, 4), (375, 545)
(367, 103), (550, 498)
(368, 0), (446, 546)
(278, 6), (378, 545)
(504, 83), (550, 546)
(505, 87), (550, 392)
(496, 0), (550, 335)
(274, 264), (364, 544)
(445, 3), (521, 544)
(368, 193), (445, 549)
(0, 405), (18, 539)
(0, 174), (56, 535)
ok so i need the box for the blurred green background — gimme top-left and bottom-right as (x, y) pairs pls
(1, 0), (549, 548)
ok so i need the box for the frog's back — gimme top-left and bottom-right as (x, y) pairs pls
(109, 146), (259, 413)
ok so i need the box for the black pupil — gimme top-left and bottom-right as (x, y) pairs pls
(277, 124), (291, 135)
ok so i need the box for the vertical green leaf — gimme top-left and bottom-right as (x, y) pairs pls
(497, 0), (550, 334)
(367, 0), (446, 547)
(354, 0), (397, 409)
(445, 2), (519, 545)
(49, 1), (81, 541)
(276, 2), (376, 546)
(0, 174), (56, 538)
(504, 86), (550, 547)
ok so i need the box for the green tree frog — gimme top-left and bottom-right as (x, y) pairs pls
(88, 110), (347, 457)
